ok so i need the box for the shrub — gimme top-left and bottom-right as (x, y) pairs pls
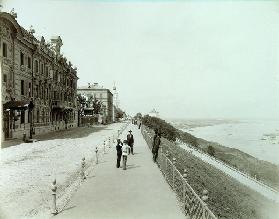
(207, 145), (215, 156)
(142, 115), (178, 141)
(178, 130), (200, 147)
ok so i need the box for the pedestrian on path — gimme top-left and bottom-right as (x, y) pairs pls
(122, 140), (131, 170)
(116, 139), (123, 168)
(152, 131), (161, 162)
(138, 122), (142, 129)
(127, 130), (134, 155)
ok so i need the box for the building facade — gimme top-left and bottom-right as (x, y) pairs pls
(77, 83), (113, 124)
(1, 11), (78, 140)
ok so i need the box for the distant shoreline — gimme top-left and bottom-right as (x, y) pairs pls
(169, 118), (240, 129)
(171, 119), (279, 166)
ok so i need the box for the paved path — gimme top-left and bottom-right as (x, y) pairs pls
(55, 124), (185, 219)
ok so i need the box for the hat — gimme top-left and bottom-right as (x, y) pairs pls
(128, 130), (132, 133)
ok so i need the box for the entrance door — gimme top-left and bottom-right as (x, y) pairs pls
(3, 111), (10, 139)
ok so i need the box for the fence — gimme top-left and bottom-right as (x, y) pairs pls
(48, 121), (130, 215)
(141, 126), (217, 219)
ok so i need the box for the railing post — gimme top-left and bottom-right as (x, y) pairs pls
(202, 189), (208, 219)
(183, 169), (188, 205)
(95, 147), (98, 164)
(51, 179), (58, 215)
(172, 157), (176, 189)
(103, 140), (106, 154)
(159, 145), (163, 169)
(165, 151), (169, 179)
(81, 157), (86, 180)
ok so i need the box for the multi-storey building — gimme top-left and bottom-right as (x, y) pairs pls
(77, 83), (113, 124)
(1, 11), (78, 140)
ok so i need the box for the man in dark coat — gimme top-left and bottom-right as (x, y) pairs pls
(116, 139), (123, 168)
(152, 131), (161, 162)
(127, 130), (134, 155)
(138, 122), (141, 129)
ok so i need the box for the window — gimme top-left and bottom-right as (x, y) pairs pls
(20, 111), (25, 124)
(41, 63), (44, 74)
(42, 110), (44, 123)
(36, 85), (39, 98)
(46, 66), (49, 77)
(28, 83), (31, 97)
(3, 74), (7, 83)
(37, 110), (40, 123)
(20, 52), (24, 65)
(21, 80), (24, 95)
(2, 42), (7, 57)
(46, 88), (48, 99)
(35, 60), (38, 73)
(27, 57), (31, 69)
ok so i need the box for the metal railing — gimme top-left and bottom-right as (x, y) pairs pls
(47, 121), (130, 216)
(141, 127), (217, 219)
(176, 139), (279, 195)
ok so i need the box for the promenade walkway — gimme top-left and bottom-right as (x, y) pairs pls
(55, 124), (185, 219)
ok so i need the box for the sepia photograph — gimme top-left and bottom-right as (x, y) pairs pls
(0, 0), (279, 218)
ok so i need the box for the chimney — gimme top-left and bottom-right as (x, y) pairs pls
(50, 36), (63, 55)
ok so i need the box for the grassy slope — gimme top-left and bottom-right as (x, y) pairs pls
(178, 130), (279, 190)
(144, 127), (279, 219)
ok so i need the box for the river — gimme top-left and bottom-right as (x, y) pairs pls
(179, 119), (279, 165)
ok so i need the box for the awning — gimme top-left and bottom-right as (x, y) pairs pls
(3, 100), (34, 110)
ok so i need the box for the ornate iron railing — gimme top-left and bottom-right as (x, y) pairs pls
(141, 127), (217, 219)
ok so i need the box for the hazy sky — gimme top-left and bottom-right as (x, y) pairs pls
(2, 0), (279, 119)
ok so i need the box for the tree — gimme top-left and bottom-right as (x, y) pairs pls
(115, 107), (125, 120)
(92, 98), (102, 115)
(135, 112), (143, 119)
(77, 94), (86, 112)
(207, 145), (215, 156)
(87, 94), (94, 108)
(77, 94), (87, 126)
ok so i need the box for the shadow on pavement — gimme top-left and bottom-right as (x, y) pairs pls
(126, 164), (141, 170)
(2, 126), (110, 149)
(59, 205), (76, 214)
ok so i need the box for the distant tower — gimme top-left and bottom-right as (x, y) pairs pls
(113, 81), (119, 108)
(50, 36), (63, 55)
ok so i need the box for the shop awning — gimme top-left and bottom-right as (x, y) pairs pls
(3, 100), (34, 110)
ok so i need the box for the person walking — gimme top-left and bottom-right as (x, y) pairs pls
(127, 130), (134, 155)
(152, 131), (161, 162)
(116, 139), (123, 168)
(122, 140), (131, 170)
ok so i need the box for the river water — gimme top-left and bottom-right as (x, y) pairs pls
(177, 119), (279, 165)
